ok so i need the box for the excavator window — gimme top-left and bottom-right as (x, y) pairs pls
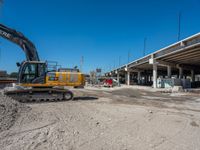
(21, 62), (46, 84)
(22, 63), (36, 83)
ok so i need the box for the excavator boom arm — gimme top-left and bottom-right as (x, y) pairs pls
(0, 23), (40, 61)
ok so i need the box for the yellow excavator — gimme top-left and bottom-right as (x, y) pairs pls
(0, 23), (85, 102)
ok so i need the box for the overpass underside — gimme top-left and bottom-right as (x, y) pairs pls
(106, 33), (200, 88)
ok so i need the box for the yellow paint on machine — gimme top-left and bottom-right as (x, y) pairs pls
(20, 72), (85, 87)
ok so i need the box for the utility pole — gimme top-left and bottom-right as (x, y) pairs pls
(102, 67), (104, 75)
(119, 56), (121, 67)
(178, 12), (181, 41)
(143, 38), (147, 56)
(128, 50), (131, 63)
(0, 42), (1, 63)
(0, 0), (3, 8)
(0, 0), (3, 19)
(80, 56), (84, 72)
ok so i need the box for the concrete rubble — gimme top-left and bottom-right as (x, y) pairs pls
(0, 92), (27, 133)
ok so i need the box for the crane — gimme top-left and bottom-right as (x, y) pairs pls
(0, 23), (85, 102)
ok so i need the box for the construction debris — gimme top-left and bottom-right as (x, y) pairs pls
(0, 93), (27, 132)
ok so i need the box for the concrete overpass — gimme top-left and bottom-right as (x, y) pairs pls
(105, 33), (200, 88)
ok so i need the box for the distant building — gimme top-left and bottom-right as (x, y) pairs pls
(0, 70), (8, 78)
(0, 70), (17, 88)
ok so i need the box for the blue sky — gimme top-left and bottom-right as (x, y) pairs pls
(0, 0), (200, 73)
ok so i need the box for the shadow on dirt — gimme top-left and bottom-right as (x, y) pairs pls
(18, 96), (98, 104)
(73, 96), (98, 101)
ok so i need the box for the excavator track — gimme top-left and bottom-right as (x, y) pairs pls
(4, 88), (74, 103)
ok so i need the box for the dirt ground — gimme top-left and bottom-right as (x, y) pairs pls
(0, 86), (200, 150)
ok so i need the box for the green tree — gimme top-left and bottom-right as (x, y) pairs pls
(9, 72), (18, 78)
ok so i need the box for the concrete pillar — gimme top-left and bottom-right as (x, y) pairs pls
(109, 72), (112, 77)
(148, 75), (150, 83)
(145, 75), (148, 85)
(167, 66), (171, 78)
(117, 72), (120, 86)
(179, 67), (183, 79)
(137, 71), (141, 85)
(153, 63), (157, 88)
(191, 70), (195, 82)
(127, 71), (130, 86)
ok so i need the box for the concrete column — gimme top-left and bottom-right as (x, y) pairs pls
(191, 70), (195, 82)
(137, 71), (141, 85)
(109, 72), (112, 77)
(127, 71), (130, 86)
(167, 66), (171, 78)
(117, 72), (120, 86)
(179, 67), (183, 79)
(145, 75), (148, 85)
(148, 75), (151, 82)
(153, 63), (157, 88)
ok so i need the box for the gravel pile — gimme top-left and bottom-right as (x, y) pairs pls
(0, 93), (27, 132)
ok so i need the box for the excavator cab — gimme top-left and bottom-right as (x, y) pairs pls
(18, 61), (47, 84)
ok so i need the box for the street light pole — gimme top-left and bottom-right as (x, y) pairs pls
(128, 50), (130, 63)
(80, 56), (84, 72)
(119, 56), (121, 67)
(143, 37), (147, 56)
(178, 12), (181, 41)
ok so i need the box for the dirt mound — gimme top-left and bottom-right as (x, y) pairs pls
(0, 93), (27, 132)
